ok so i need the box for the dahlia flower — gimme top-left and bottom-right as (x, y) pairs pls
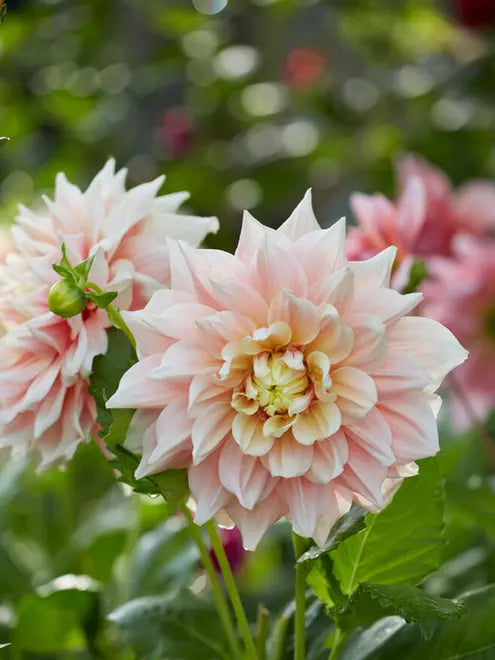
(423, 234), (495, 428)
(347, 155), (495, 285)
(0, 160), (218, 466)
(108, 191), (467, 549)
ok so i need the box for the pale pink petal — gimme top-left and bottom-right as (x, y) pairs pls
(152, 340), (218, 380)
(305, 430), (348, 484)
(372, 349), (430, 395)
(227, 492), (284, 550)
(344, 408), (394, 466)
(343, 313), (386, 372)
(209, 278), (269, 325)
(267, 290), (320, 345)
(232, 413), (274, 455)
(331, 366), (377, 422)
(292, 401), (342, 445)
(387, 316), (468, 392)
(349, 246), (397, 292)
(379, 392), (439, 462)
(192, 402), (235, 463)
(348, 289), (422, 326)
(307, 305), (354, 364)
(309, 267), (354, 308)
(278, 189), (321, 239)
(293, 219), (347, 283)
(262, 434), (314, 478)
(189, 451), (235, 525)
(106, 355), (170, 408)
(252, 233), (308, 300)
(396, 176), (426, 245)
(219, 438), (275, 509)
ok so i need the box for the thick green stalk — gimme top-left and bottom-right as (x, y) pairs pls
(206, 519), (258, 659)
(292, 533), (308, 660)
(180, 505), (240, 657)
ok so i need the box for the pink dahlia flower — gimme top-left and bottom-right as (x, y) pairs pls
(108, 192), (467, 549)
(423, 234), (495, 428)
(347, 155), (495, 285)
(0, 159), (218, 467)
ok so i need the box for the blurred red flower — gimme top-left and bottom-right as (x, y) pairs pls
(456, 0), (495, 29)
(210, 527), (245, 574)
(284, 48), (326, 91)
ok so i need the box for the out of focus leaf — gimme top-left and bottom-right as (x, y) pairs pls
(331, 458), (444, 594)
(129, 517), (197, 598)
(13, 582), (100, 653)
(108, 590), (229, 659)
(340, 584), (495, 659)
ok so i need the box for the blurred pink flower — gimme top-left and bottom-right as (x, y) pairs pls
(0, 160), (218, 467)
(108, 192), (467, 549)
(284, 48), (326, 92)
(423, 234), (495, 428)
(158, 108), (195, 157)
(347, 155), (495, 286)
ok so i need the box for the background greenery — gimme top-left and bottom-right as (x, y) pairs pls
(1, 0), (495, 658)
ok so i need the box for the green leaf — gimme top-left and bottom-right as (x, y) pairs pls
(340, 583), (464, 640)
(73, 253), (95, 284)
(402, 260), (428, 294)
(341, 585), (495, 660)
(307, 555), (346, 609)
(88, 327), (137, 436)
(87, 290), (118, 309)
(13, 581), (100, 653)
(331, 457), (444, 594)
(108, 591), (229, 659)
(129, 518), (198, 598)
(299, 504), (367, 562)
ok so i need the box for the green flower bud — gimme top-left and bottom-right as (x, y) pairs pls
(48, 279), (87, 318)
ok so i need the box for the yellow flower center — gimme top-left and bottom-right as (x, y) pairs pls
(248, 351), (310, 416)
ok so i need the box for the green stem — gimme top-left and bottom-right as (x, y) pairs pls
(256, 603), (269, 660)
(292, 533), (308, 660)
(328, 626), (349, 660)
(206, 519), (258, 659)
(269, 615), (289, 660)
(180, 504), (240, 657)
(86, 282), (136, 349)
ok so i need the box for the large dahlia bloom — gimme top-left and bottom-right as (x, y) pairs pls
(0, 160), (218, 466)
(108, 192), (467, 549)
(347, 155), (495, 285)
(423, 234), (495, 428)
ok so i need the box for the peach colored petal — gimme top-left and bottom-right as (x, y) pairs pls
(232, 413), (273, 456)
(292, 400), (342, 445)
(331, 366), (377, 423)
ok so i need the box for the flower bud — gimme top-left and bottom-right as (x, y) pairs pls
(48, 279), (87, 318)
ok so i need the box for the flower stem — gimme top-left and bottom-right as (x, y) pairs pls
(180, 504), (240, 657)
(269, 615), (289, 660)
(85, 282), (136, 349)
(328, 626), (349, 660)
(206, 519), (258, 659)
(292, 533), (308, 660)
(256, 603), (269, 660)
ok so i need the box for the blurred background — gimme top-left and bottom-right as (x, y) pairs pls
(1, 0), (495, 657)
